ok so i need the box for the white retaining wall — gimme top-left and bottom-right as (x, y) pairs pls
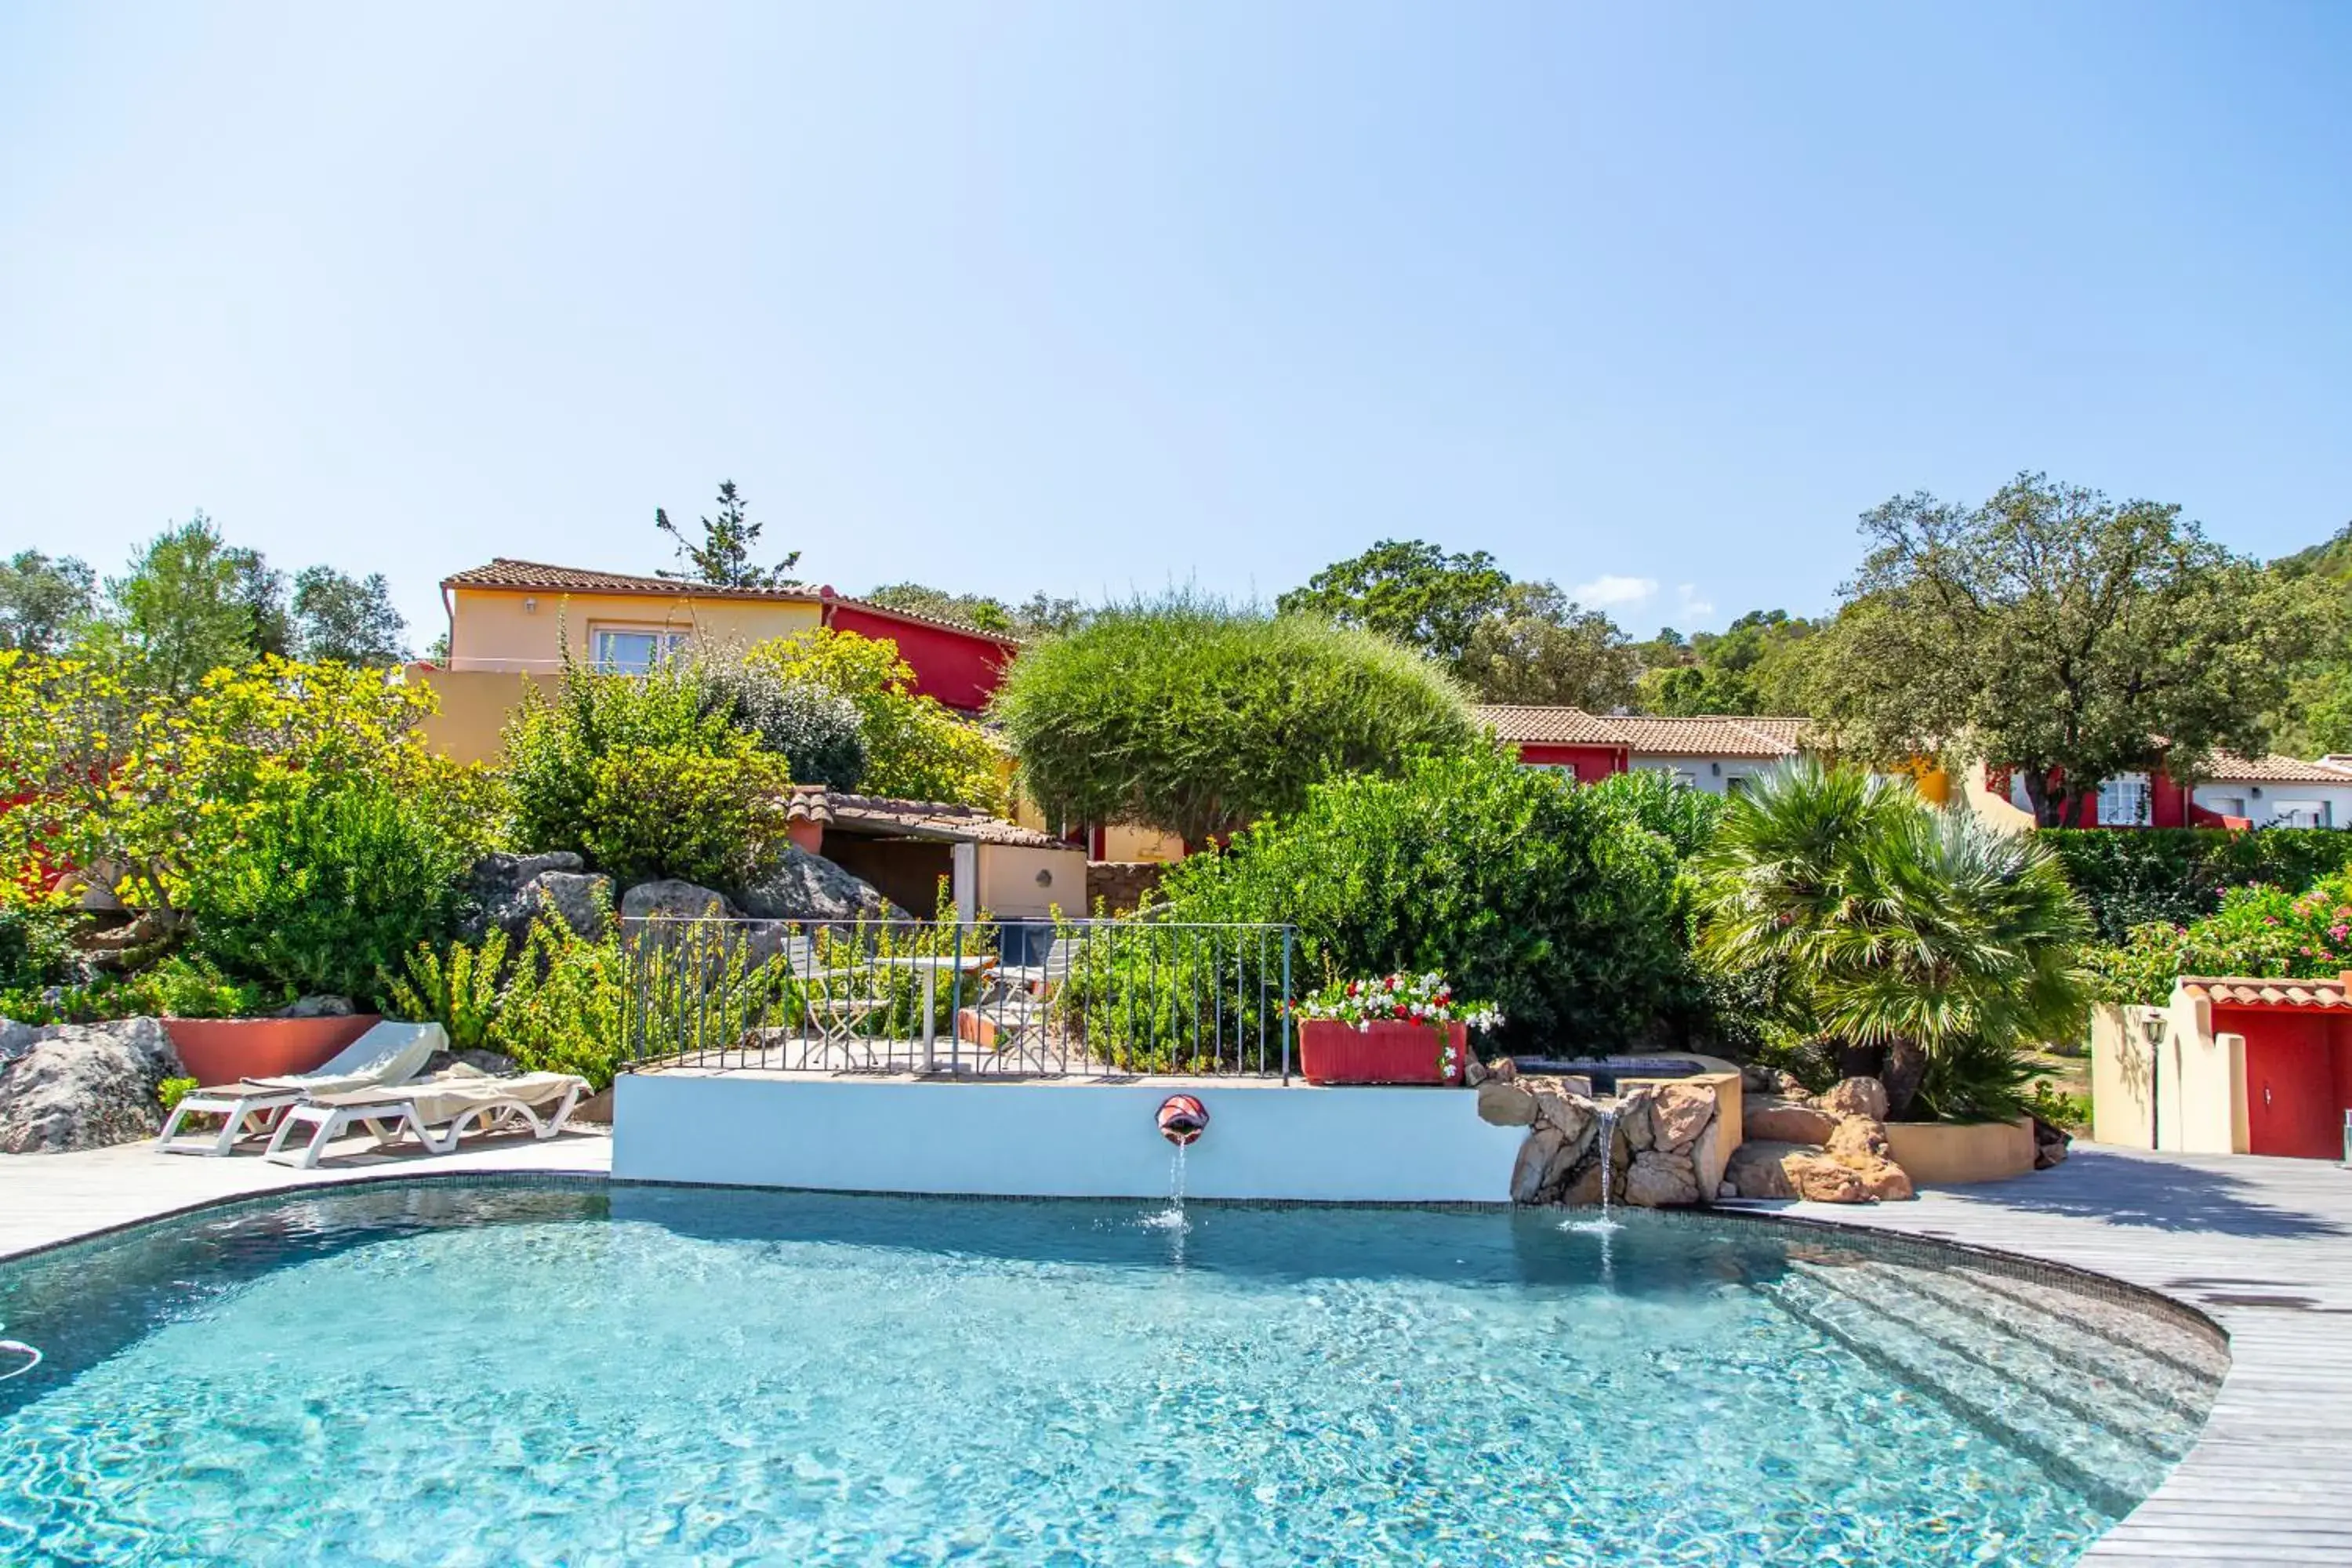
(612, 1074), (1524, 1202)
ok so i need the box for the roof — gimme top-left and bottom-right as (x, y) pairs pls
(1473, 706), (1815, 758)
(2180, 974), (2352, 1011)
(442, 558), (1021, 646)
(1473, 705), (1631, 746)
(2193, 752), (2352, 786)
(784, 786), (1065, 848)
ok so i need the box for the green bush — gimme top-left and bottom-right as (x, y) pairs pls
(185, 775), (468, 1006)
(695, 659), (866, 789)
(158, 1076), (198, 1112)
(383, 927), (513, 1050)
(1149, 746), (1692, 1051)
(0, 896), (79, 992)
(3, 953), (274, 1025)
(2087, 869), (2352, 1005)
(2037, 827), (2352, 942)
(991, 593), (1477, 846)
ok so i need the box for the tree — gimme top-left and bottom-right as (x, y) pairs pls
(291, 567), (409, 665)
(655, 480), (800, 589)
(989, 594), (1476, 846)
(863, 583), (1088, 639)
(1807, 474), (2324, 827)
(1457, 582), (1641, 709)
(744, 628), (1005, 808)
(0, 551), (96, 654)
(104, 515), (292, 692)
(1279, 539), (1512, 667)
(1636, 610), (1820, 716)
(1695, 760), (2091, 1120)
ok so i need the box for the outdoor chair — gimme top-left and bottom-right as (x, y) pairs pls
(781, 935), (892, 1069)
(970, 935), (1080, 1073)
(154, 1022), (447, 1157)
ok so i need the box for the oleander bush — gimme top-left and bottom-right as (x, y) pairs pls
(2037, 826), (2352, 943)
(2085, 868), (2352, 1006)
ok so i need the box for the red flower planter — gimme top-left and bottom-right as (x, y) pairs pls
(1298, 1018), (1467, 1086)
(163, 1014), (383, 1087)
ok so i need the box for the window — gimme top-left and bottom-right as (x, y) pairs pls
(1669, 769), (1698, 790)
(1725, 775), (1751, 797)
(2209, 797), (2246, 821)
(592, 626), (691, 675)
(2275, 800), (2330, 829)
(2096, 773), (2151, 827)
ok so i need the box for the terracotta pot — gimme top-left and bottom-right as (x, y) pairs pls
(163, 1014), (383, 1087)
(1298, 1018), (1467, 1086)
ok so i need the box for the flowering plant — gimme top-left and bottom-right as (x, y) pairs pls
(1295, 971), (1503, 1078)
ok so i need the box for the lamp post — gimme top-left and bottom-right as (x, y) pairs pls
(2140, 1011), (2169, 1151)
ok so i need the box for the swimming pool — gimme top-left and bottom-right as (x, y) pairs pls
(0, 1181), (2222, 1566)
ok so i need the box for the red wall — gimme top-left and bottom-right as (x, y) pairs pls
(824, 605), (1015, 713)
(2217, 1005), (2352, 1160)
(1515, 744), (1628, 782)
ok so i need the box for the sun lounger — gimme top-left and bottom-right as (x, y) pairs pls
(260, 1068), (588, 1170)
(154, 1022), (448, 1157)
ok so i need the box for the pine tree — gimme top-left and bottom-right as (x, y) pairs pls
(655, 481), (800, 589)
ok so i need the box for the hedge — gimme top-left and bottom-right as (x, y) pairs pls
(2036, 828), (2352, 942)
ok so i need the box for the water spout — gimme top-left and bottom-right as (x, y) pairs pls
(1595, 1105), (1619, 1221)
(1156, 1094), (1208, 1146)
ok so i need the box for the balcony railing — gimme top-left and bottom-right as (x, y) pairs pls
(619, 916), (1297, 1080)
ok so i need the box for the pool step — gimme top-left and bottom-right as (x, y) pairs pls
(1751, 1266), (2184, 1513)
(1793, 1260), (2205, 1454)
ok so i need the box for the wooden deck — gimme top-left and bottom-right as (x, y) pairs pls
(3, 1134), (2347, 1563)
(1762, 1144), (2352, 1566)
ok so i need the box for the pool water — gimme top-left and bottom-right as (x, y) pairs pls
(0, 1182), (2221, 1566)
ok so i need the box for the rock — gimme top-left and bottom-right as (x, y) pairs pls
(1691, 1116), (1730, 1203)
(2032, 1114), (2071, 1171)
(1486, 1056), (1518, 1083)
(1526, 1085), (1595, 1149)
(525, 872), (615, 941)
(1556, 1160), (1606, 1207)
(0, 1018), (43, 1064)
(1648, 1081), (1716, 1153)
(735, 846), (904, 925)
(1744, 1098), (1839, 1145)
(0, 1018), (183, 1153)
(1820, 1076), (1890, 1123)
(571, 1086), (615, 1125)
(1784, 1151), (1870, 1203)
(620, 879), (741, 925)
(1616, 1086), (1657, 1152)
(460, 851), (585, 939)
(1726, 1139), (1802, 1200)
(1717, 1182), (1738, 1200)
(1825, 1115), (1891, 1167)
(1846, 1157), (1915, 1201)
(1511, 1123), (1568, 1204)
(1476, 1079), (1541, 1127)
(1626, 1149), (1700, 1207)
(276, 994), (354, 1018)
(1741, 1063), (1809, 1098)
(1463, 1054), (1490, 1087)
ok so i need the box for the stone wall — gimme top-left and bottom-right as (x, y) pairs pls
(1475, 1068), (1731, 1207)
(1086, 861), (1169, 916)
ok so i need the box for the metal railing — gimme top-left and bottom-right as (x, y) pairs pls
(619, 916), (1296, 1079)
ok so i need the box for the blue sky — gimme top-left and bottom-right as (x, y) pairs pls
(4, 2), (2347, 648)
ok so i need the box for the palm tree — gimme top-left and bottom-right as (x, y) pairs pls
(1696, 759), (2090, 1120)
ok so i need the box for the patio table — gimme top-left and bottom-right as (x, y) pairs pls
(869, 953), (993, 1071)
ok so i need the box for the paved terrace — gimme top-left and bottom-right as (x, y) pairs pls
(2, 1134), (2346, 1566)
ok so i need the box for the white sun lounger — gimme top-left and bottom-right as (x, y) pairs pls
(260, 1068), (589, 1170)
(155, 1022), (448, 1157)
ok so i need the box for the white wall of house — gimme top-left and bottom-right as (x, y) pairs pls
(614, 1075), (1525, 1201)
(2189, 782), (2352, 829)
(1628, 756), (1771, 797)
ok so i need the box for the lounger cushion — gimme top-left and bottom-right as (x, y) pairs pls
(230, 1022), (448, 1095)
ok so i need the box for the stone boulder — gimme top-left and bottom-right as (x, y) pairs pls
(620, 879), (741, 925)
(1511, 1123), (1568, 1204)
(1744, 1098), (1839, 1145)
(1725, 1139), (1802, 1200)
(2033, 1115), (2071, 1171)
(1626, 1149), (1700, 1207)
(423, 1049), (517, 1077)
(1820, 1076), (1891, 1123)
(276, 994), (354, 1018)
(526, 872), (615, 941)
(0, 1018), (183, 1153)
(735, 847), (903, 925)
(1476, 1079), (1541, 1127)
(1726, 1136), (1904, 1203)
(1741, 1063), (1809, 1098)
(1648, 1081), (1715, 1153)
(1824, 1115), (1891, 1167)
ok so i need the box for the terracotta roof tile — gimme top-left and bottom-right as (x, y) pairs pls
(1609, 715), (1813, 759)
(2194, 751), (2352, 785)
(2180, 973), (2352, 1009)
(790, 787), (1065, 848)
(1474, 706), (1629, 745)
(441, 558), (1022, 645)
